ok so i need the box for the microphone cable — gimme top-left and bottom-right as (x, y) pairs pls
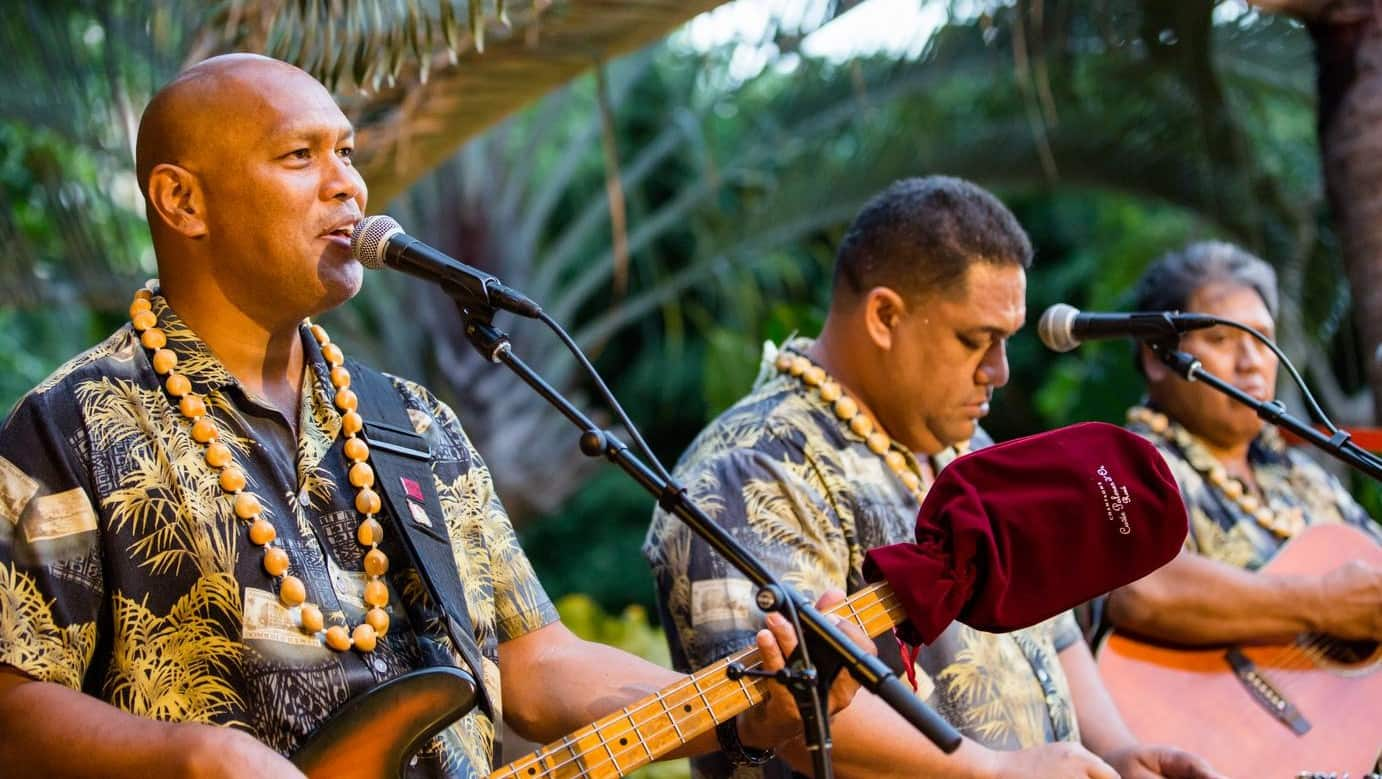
(535, 309), (675, 485)
(1151, 316), (1382, 469)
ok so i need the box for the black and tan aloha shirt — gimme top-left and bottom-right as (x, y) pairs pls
(643, 338), (1081, 779)
(0, 292), (558, 777)
(1126, 405), (1381, 569)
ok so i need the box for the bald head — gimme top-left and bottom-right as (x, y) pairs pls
(132, 53), (366, 324)
(135, 54), (330, 201)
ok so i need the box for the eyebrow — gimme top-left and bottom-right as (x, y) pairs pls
(961, 325), (1020, 338)
(266, 121), (355, 144)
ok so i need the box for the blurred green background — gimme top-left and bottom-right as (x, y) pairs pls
(2, 9), (1378, 773)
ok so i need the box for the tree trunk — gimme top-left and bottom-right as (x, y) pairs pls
(1310, 6), (1382, 422)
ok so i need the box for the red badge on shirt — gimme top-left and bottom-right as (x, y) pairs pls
(401, 476), (425, 503)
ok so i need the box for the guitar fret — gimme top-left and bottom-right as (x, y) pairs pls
(689, 673), (718, 723)
(489, 584), (908, 779)
(709, 663), (748, 722)
(512, 749), (549, 779)
(844, 596), (863, 627)
(735, 673), (756, 706)
(596, 729), (621, 778)
(656, 691), (686, 744)
(540, 749), (556, 778)
(854, 595), (885, 632)
(623, 705), (655, 763)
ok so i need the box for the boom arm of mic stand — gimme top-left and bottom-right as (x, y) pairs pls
(457, 306), (963, 776)
(1148, 339), (1382, 482)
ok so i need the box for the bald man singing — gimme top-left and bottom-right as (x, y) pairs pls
(0, 55), (865, 778)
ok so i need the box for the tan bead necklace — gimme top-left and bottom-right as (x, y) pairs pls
(129, 284), (391, 652)
(1128, 405), (1304, 539)
(773, 350), (927, 502)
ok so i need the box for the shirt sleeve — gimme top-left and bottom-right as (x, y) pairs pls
(0, 390), (103, 690)
(1049, 610), (1083, 653)
(646, 444), (852, 670)
(1285, 449), (1382, 540)
(472, 450), (560, 642)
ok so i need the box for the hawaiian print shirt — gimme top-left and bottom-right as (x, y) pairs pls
(1126, 405), (1381, 569)
(0, 293), (558, 778)
(643, 339), (1081, 779)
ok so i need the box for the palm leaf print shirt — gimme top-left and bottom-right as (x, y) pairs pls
(1126, 406), (1381, 568)
(0, 294), (558, 777)
(643, 339), (1081, 779)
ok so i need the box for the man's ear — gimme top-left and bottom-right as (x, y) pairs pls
(863, 287), (906, 351)
(1139, 342), (1169, 383)
(146, 163), (207, 238)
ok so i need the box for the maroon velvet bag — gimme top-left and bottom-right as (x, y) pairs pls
(863, 422), (1187, 645)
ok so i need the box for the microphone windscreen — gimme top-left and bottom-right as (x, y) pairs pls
(351, 215), (404, 270)
(1037, 303), (1080, 352)
(863, 422), (1186, 645)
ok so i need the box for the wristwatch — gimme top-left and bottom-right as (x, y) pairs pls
(715, 716), (775, 767)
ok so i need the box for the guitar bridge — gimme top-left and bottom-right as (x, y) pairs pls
(1225, 648), (1310, 735)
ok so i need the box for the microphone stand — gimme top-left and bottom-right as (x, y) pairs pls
(455, 302), (962, 779)
(1147, 338), (1382, 482)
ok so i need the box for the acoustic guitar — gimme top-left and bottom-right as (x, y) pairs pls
(290, 581), (907, 778)
(1097, 522), (1382, 778)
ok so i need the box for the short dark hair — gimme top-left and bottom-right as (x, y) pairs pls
(1132, 241), (1279, 318)
(832, 176), (1033, 301)
(1131, 241), (1279, 377)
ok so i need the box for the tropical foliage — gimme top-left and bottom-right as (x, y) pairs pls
(1, 1), (1376, 607)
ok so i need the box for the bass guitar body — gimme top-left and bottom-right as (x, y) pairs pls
(1097, 523), (1382, 777)
(291, 666), (478, 778)
(284, 582), (914, 779)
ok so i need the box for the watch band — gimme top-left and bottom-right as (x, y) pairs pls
(715, 716), (775, 767)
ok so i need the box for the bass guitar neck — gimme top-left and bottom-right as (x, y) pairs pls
(493, 581), (907, 779)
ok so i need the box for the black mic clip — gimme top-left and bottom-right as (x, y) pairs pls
(1144, 335), (1201, 380)
(461, 307), (512, 364)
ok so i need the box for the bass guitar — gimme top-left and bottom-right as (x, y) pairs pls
(1097, 522), (1382, 777)
(291, 581), (908, 778)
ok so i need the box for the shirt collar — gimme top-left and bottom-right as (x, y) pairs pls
(1134, 401), (1286, 466)
(147, 292), (240, 394)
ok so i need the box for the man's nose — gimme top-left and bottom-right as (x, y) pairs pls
(976, 340), (1010, 388)
(1236, 334), (1273, 373)
(322, 155), (365, 204)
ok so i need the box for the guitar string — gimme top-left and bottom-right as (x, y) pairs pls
(504, 576), (1378, 775)
(513, 592), (901, 779)
(494, 588), (905, 779)
(1180, 532), (1382, 729)
(497, 591), (901, 779)
(493, 590), (898, 779)
(498, 562), (1382, 776)
(1213, 631), (1376, 736)
(1250, 632), (1380, 706)
(1221, 533), (1382, 690)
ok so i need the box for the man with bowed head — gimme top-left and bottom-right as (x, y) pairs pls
(0, 53), (868, 778)
(645, 176), (1222, 778)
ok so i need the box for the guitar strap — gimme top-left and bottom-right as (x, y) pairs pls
(348, 363), (499, 760)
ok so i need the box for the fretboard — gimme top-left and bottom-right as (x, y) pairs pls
(491, 582), (906, 779)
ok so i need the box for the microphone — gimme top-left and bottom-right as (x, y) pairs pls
(351, 215), (542, 318)
(1037, 303), (1218, 352)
